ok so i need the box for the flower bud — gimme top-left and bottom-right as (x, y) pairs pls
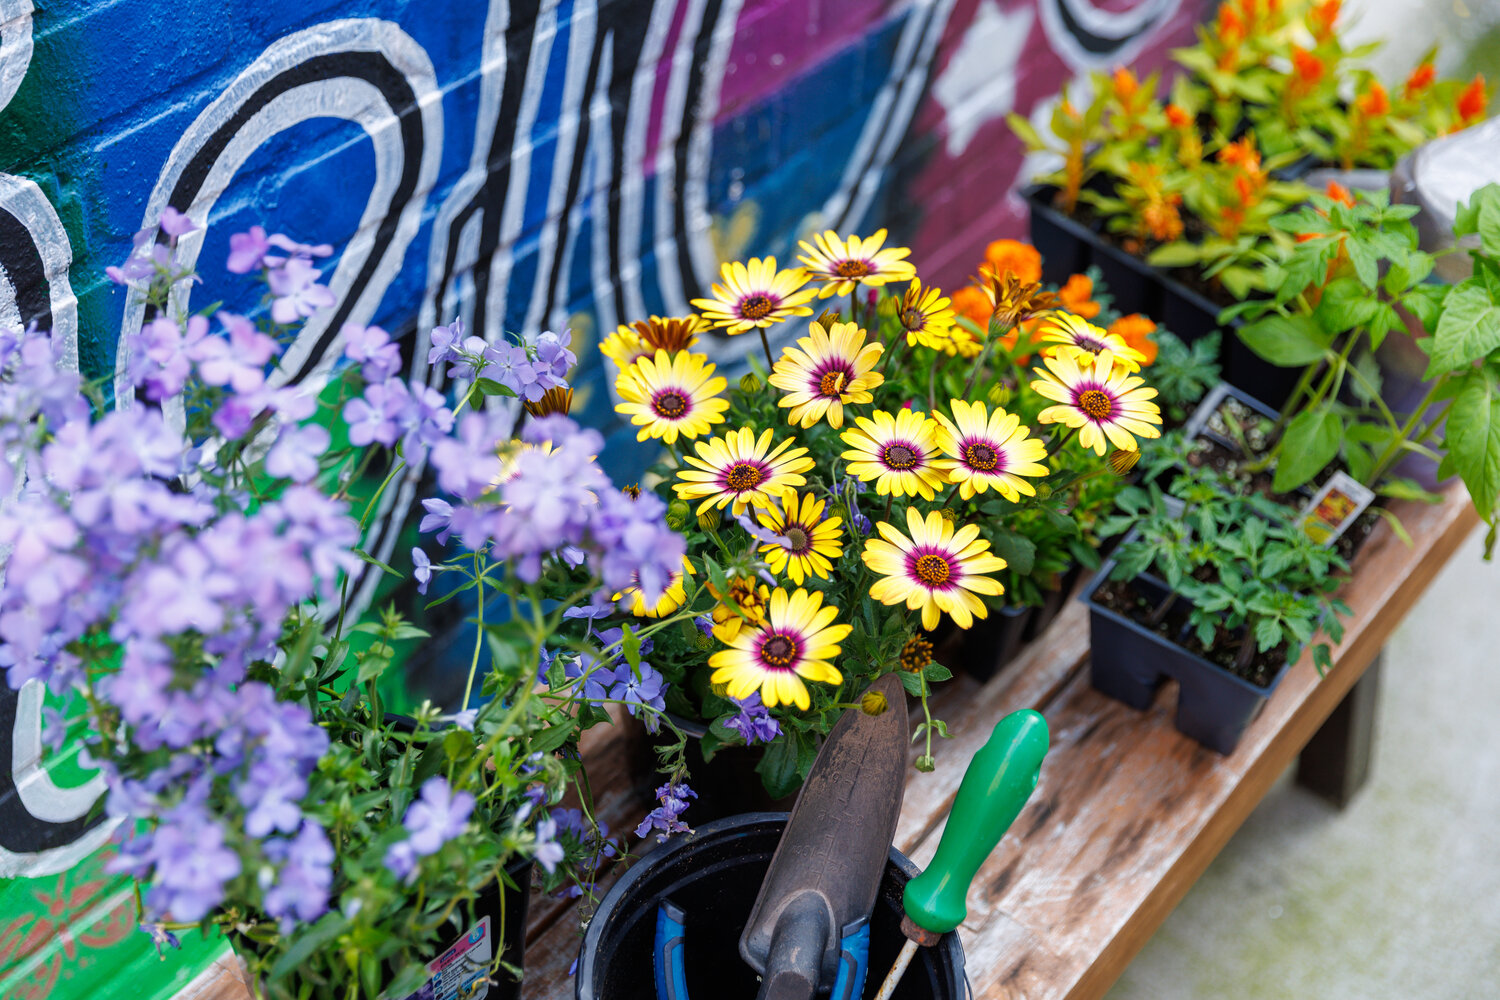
(817, 308), (844, 329)
(739, 373), (762, 394)
(860, 690), (889, 716)
(939, 507), (958, 526)
(698, 509), (722, 533)
(987, 383), (1011, 407)
(666, 499), (692, 530)
(1108, 449), (1141, 476)
(915, 754), (936, 773)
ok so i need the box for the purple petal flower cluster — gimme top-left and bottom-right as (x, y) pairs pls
(724, 692), (782, 746)
(341, 377), (454, 462)
(532, 817), (565, 874)
(550, 808), (617, 900)
(267, 256), (336, 324)
(260, 822), (335, 933)
(384, 777), (475, 880)
(108, 800), (241, 923)
(341, 324), (403, 382)
(635, 781), (696, 842)
(124, 311), (278, 403)
(106, 209), (200, 291)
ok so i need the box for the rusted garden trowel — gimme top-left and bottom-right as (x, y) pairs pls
(739, 671), (910, 1000)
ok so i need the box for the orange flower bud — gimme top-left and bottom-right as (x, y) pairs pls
(1357, 81), (1389, 117)
(1165, 103), (1192, 129)
(1458, 74), (1488, 125)
(1325, 181), (1356, 207)
(1404, 62), (1436, 100)
(1309, 0), (1340, 42)
(1292, 47), (1325, 89)
(1112, 67), (1139, 102)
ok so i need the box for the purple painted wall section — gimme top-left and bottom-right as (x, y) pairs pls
(0, 1), (1206, 996)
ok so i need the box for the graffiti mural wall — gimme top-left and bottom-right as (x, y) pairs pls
(0, 0), (1204, 995)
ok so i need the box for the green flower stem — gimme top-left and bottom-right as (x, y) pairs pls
(918, 673), (935, 762)
(460, 552), (486, 712)
(758, 328), (775, 371)
(1368, 378), (1449, 484)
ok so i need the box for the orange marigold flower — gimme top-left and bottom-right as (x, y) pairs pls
(1057, 274), (1101, 319)
(1308, 0), (1340, 42)
(1458, 74), (1488, 125)
(1357, 81), (1389, 117)
(1107, 314), (1158, 366)
(1217, 3), (1245, 46)
(1292, 47), (1325, 90)
(1217, 136), (1262, 175)
(1165, 103), (1193, 129)
(1325, 180), (1355, 207)
(1143, 194), (1184, 243)
(950, 285), (992, 328)
(1112, 67), (1139, 101)
(1404, 61), (1436, 100)
(982, 239), (1042, 285)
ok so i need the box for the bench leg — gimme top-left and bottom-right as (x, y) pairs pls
(1294, 651), (1383, 809)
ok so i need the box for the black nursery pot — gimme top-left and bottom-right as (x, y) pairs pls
(1024, 183), (1094, 286)
(1082, 568), (1291, 755)
(574, 813), (966, 1000)
(651, 714), (796, 824)
(1023, 563), (1087, 642)
(933, 604), (1034, 682)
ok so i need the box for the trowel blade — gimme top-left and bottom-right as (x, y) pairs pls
(739, 671), (910, 988)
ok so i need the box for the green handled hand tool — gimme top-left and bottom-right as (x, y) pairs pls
(873, 709), (1050, 1000)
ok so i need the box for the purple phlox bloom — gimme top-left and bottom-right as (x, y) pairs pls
(139, 922), (181, 958)
(106, 231), (171, 286)
(635, 781), (696, 842)
(526, 329), (577, 381)
(440, 708), (477, 732)
(384, 841), (418, 882)
(265, 423), (330, 483)
(265, 232), (334, 262)
(735, 511), (790, 548)
(533, 817), (565, 874)
(226, 226), (271, 273)
(411, 546), (433, 595)
(342, 323), (403, 382)
(260, 821), (334, 933)
(111, 802), (241, 923)
(402, 777), (474, 855)
(401, 382), (455, 460)
(589, 488), (684, 601)
(427, 317), (464, 367)
(158, 207), (198, 238)
(418, 497), (454, 543)
(694, 615), (715, 637)
(267, 381), (321, 422)
(267, 256), (336, 324)
(342, 378), (411, 448)
(429, 410), (508, 499)
(190, 313), (277, 394)
(481, 341), (540, 399)
(125, 317), (192, 401)
(562, 593), (616, 622)
(606, 661), (666, 731)
(724, 692), (782, 746)
(39, 704), (69, 751)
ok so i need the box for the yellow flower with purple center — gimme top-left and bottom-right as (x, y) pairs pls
(614, 349), (729, 444)
(1030, 349), (1162, 456)
(1038, 313), (1148, 373)
(862, 507), (1007, 631)
(933, 400), (1050, 502)
(708, 587), (850, 710)
(797, 228), (917, 298)
(755, 491), (844, 585)
(691, 257), (817, 333)
(839, 408), (945, 500)
(708, 575), (771, 642)
(674, 427), (815, 516)
(766, 320), (884, 430)
(897, 278), (958, 350)
(617, 557), (694, 618)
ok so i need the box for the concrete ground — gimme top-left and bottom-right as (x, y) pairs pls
(1105, 526), (1500, 1000)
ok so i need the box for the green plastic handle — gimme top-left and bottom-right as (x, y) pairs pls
(902, 709), (1050, 934)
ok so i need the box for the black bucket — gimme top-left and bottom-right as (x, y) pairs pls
(574, 813), (967, 1000)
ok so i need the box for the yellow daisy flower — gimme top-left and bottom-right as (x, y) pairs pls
(617, 557), (694, 618)
(632, 314), (707, 353)
(766, 320), (884, 430)
(708, 587), (850, 710)
(797, 228), (917, 298)
(691, 257), (817, 333)
(933, 400), (1050, 502)
(862, 507), (1008, 631)
(840, 409), (946, 500)
(674, 427), (815, 516)
(1030, 349), (1163, 456)
(599, 326), (653, 372)
(708, 575), (771, 642)
(614, 349), (729, 444)
(1038, 313), (1149, 373)
(755, 491), (844, 585)
(897, 278), (957, 350)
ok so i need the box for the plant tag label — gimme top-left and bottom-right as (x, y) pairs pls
(398, 915), (493, 1000)
(1298, 472), (1376, 546)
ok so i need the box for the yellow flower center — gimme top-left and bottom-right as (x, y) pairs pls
(725, 462), (765, 492)
(740, 294), (774, 320)
(914, 553), (952, 587)
(963, 442), (1000, 471)
(818, 369), (850, 397)
(653, 390), (689, 419)
(760, 634), (798, 668)
(1078, 389), (1114, 420)
(835, 259), (871, 278)
(784, 525), (811, 554)
(881, 443), (919, 470)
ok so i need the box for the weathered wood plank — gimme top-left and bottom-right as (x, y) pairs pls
(178, 484), (1478, 1000)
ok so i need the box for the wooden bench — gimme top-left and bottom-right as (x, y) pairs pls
(179, 481), (1477, 1000)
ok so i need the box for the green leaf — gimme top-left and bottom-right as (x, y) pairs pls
(474, 377), (518, 398)
(1444, 370), (1500, 520)
(1253, 617), (1284, 653)
(1424, 283), (1500, 378)
(923, 663), (953, 683)
(620, 624), (643, 671)
(529, 717), (578, 755)
(356, 648), (392, 684)
(1273, 408), (1343, 493)
(986, 531), (1036, 577)
(351, 547), (400, 578)
(1238, 314), (1333, 367)
(1313, 278), (1378, 334)
(898, 670), (926, 696)
(1146, 242), (1205, 268)
(268, 913), (351, 982)
(756, 736), (801, 800)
